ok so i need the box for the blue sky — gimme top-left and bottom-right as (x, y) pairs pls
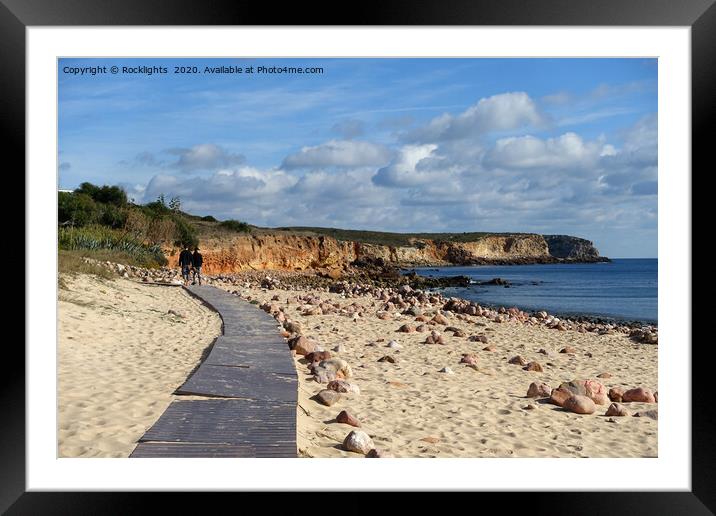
(58, 58), (657, 257)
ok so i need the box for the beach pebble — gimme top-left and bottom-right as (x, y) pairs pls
(537, 348), (549, 355)
(312, 367), (337, 384)
(288, 335), (316, 356)
(523, 361), (543, 372)
(508, 355), (527, 366)
(439, 366), (455, 374)
(305, 351), (331, 364)
(654, 391), (658, 403)
(284, 321), (303, 334)
(332, 344), (347, 353)
(336, 410), (361, 427)
(387, 340), (402, 349)
(432, 314), (449, 325)
(527, 381), (552, 398)
(343, 430), (375, 454)
(377, 355), (396, 364)
(482, 345), (497, 352)
(366, 448), (391, 458)
(605, 403), (630, 417)
(460, 353), (478, 365)
(167, 309), (185, 318)
(327, 380), (360, 394)
(315, 389), (341, 406)
(597, 372), (612, 378)
(398, 324), (415, 333)
(563, 395), (596, 415)
(469, 335), (488, 343)
(560, 346), (577, 354)
(634, 409), (658, 420)
(622, 387), (656, 403)
(318, 358), (353, 379)
(420, 436), (440, 444)
(524, 404), (536, 410)
(608, 387), (624, 402)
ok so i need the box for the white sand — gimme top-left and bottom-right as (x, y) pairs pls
(228, 285), (657, 458)
(58, 274), (222, 457)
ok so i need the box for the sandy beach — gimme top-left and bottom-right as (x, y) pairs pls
(58, 274), (222, 457)
(213, 278), (658, 458)
(58, 266), (657, 458)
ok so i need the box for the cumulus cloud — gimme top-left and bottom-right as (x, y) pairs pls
(372, 144), (441, 188)
(403, 92), (544, 143)
(483, 132), (609, 170)
(281, 140), (394, 169)
(167, 144), (245, 172)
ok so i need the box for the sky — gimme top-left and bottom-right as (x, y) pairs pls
(58, 58), (658, 258)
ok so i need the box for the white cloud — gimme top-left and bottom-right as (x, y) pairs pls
(403, 92), (544, 142)
(281, 140), (393, 169)
(483, 132), (609, 170)
(166, 144), (245, 172)
(371, 144), (442, 188)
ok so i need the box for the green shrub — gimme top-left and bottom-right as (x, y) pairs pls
(58, 225), (167, 267)
(172, 216), (199, 248)
(201, 215), (217, 222)
(219, 219), (251, 233)
(58, 192), (99, 227)
(76, 182), (127, 206)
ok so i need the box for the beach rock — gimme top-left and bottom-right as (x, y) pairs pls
(524, 404), (536, 410)
(415, 324), (428, 333)
(523, 361), (543, 372)
(452, 329), (467, 337)
(563, 395), (596, 414)
(597, 372), (612, 379)
(284, 321), (303, 334)
(460, 353), (478, 365)
(432, 314), (449, 325)
(318, 358), (353, 379)
(343, 430), (374, 454)
(605, 403), (629, 417)
(377, 355), (396, 364)
(312, 366), (337, 384)
(527, 381), (552, 398)
(305, 351), (331, 364)
(560, 346), (577, 354)
(439, 366), (455, 374)
(583, 379), (609, 405)
(550, 387), (572, 407)
(366, 448), (391, 458)
(508, 355), (527, 366)
(377, 312), (391, 320)
(622, 388), (656, 403)
(608, 387), (624, 402)
(387, 340), (402, 350)
(398, 324), (415, 333)
(469, 335), (488, 343)
(336, 410), (361, 427)
(332, 344), (347, 353)
(327, 380), (360, 394)
(559, 380), (587, 396)
(482, 345), (497, 352)
(288, 336), (316, 356)
(634, 409), (658, 420)
(538, 348), (549, 355)
(315, 389), (341, 406)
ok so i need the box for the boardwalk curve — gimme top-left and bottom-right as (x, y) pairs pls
(130, 285), (297, 458)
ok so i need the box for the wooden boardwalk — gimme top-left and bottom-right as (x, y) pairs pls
(130, 285), (297, 458)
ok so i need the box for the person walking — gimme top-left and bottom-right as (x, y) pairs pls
(192, 247), (203, 285)
(178, 244), (193, 285)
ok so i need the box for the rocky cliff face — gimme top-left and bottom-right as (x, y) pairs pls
(166, 232), (605, 275)
(543, 235), (603, 261)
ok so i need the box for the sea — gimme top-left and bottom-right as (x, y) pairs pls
(409, 258), (657, 324)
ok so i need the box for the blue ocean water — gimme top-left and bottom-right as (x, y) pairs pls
(410, 259), (657, 324)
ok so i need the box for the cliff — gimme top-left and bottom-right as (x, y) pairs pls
(166, 232), (606, 275)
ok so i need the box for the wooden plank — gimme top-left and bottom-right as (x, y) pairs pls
(176, 364), (297, 401)
(130, 442), (296, 458)
(140, 399), (296, 447)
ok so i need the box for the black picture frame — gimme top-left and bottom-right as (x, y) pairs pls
(6, 0), (709, 512)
